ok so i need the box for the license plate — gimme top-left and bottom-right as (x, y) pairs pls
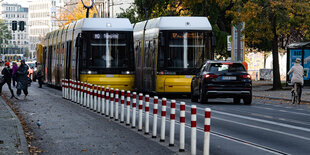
(222, 76), (236, 80)
(185, 75), (192, 78)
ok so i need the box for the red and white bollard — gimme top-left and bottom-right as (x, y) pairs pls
(72, 80), (75, 102)
(83, 83), (87, 107)
(62, 79), (65, 98)
(110, 88), (114, 119)
(87, 83), (90, 108)
(115, 89), (119, 121)
(76, 81), (81, 104)
(64, 79), (67, 99)
(169, 100), (176, 146)
(94, 85), (98, 111)
(74, 80), (77, 103)
(179, 102), (186, 152)
(126, 91), (131, 126)
(105, 87), (110, 117)
(101, 86), (105, 115)
(191, 105), (197, 155)
(138, 93), (143, 131)
(97, 86), (101, 113)
(90, 84), (94, 110)
(145, 95), (150, 134)
(120, 90), (125, 123)
(73, 80), (76, 102)
(160, 98), (167, 142)
(80, 82), (84, 105)
(132, 92), (137, 128)
(203, 108), (211, 155)
(152, 96), (158, 138)
(68, 79), (72, 100)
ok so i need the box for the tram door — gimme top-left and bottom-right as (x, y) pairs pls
(65, 41), (72, 79)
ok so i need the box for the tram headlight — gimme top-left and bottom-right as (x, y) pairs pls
(121, 71), (134, 74)
(87, 70), (97, 74)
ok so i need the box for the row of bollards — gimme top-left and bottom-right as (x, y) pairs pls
(62, 79), (211, 155)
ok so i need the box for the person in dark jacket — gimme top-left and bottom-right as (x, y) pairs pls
(16, 60), (29, 99)
(0, 62), (18, 99)
(36, 64), (43, 88)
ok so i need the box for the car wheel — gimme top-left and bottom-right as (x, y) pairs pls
(243, 96), (252, 105)
(198, 87), (207, 103)
(233, 98), (240, 104)
(191, 87), (198, 102)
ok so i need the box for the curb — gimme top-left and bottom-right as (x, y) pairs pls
(253, 95), (310, 104)
(0, 98), (29, 155)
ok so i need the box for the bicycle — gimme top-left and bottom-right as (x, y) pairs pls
(288, 82), (302, 104)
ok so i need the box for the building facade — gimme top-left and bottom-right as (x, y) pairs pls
(28, 0), (65, 59)
(95, 0), (134, 18)
(1, 3), (29, 56)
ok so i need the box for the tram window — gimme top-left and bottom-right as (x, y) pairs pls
(164, 32), (205, 69)
(85, 32), (131, 69)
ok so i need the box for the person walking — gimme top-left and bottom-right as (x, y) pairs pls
(16, 60), (29, 99)
(287, 58), (304, 104)
(36, 64), (43, 88)
(0, 62), (18, 99)
(12, 62), (18, 87)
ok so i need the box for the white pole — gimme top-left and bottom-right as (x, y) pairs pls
(110, 88), (114, 119)
(87, 83), (90, 108)
(138, 93), (143, 131)
(84, 83), (87, 107)
(203, 108), (211, 155)
(126, 91), (131, 126)
(74, 80), (77, 103)
(105, 87), (110, 117)
(120, 90), (125, 123)
(90, 84), (93, 110)
(160, 98), (167, 142)
(94, 85), (98, 111)
(97, 86), (101, 113)
(132, 92), (137, 128)
(169, 100), (176, 146)
(191, 105), (197, 155)
(115, 89), (119, 121)
(101, 86), (105, 115)
(152, 96), (158, 138)
(77, 81), (80, 104)
(145, 95), (150, 134)
(179, 102), (186, 152)
(80, 82), (84, 105)
(62, 79), (64, 98)
(68, 79), (71, 100)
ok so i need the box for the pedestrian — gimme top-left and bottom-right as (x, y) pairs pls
(16, 60), (29, 99)
(36, 64), (43, 88)
(0, 61), (18, 99)
(12, 62), (18, 87)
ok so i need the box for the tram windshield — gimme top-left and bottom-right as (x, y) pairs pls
(81, 31), (134, 72)
(158, 31), (209, 70)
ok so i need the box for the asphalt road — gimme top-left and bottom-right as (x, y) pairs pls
(3, 82), (310, 155)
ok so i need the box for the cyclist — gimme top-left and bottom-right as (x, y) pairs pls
(287, 58), (304, 104)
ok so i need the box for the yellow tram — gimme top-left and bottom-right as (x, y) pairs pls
(41, 18), (135, 90)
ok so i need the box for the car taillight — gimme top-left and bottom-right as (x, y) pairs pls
(240, 74), (251, 79)
(204, 74), (219, 79)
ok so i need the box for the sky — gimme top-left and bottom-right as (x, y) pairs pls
(2, 0), (30, 7)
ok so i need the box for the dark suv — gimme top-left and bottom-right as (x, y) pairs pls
(191, 61), (252, 105)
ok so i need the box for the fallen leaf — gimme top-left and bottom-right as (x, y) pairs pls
(81, 149), (88, 152)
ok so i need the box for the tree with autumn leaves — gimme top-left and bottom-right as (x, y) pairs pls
(119, 0), (310, 89)
(58, 0), (97, 26)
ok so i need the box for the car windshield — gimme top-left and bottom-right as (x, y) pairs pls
(208, 63), (245, 73)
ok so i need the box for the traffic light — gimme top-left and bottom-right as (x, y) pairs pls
(19, 21), (25, 31)
(12, 21), (17, 31)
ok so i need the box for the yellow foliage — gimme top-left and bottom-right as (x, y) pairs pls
(58, 1), (97, 27)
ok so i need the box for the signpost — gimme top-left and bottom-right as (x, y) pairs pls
(231, 23), (245, 61)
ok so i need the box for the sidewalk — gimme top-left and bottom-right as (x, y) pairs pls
(0, 97), (29, 154)
(252, 80), (310, 103)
